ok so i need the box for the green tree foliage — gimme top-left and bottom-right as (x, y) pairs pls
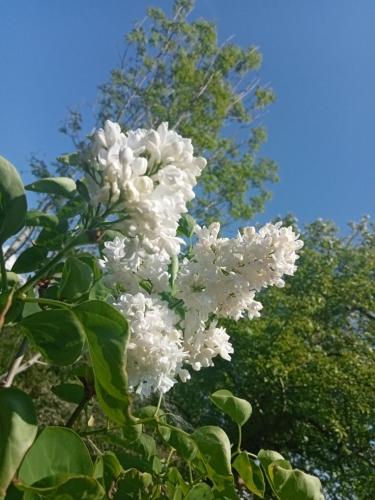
(169, 218), (375, 499)
(44, 0), (277, 224)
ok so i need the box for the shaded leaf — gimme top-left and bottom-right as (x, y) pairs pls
(12, 246), (48, 274)
(0, 388), (37, 497)
(113, 469), (152, 499)
(17, 474), (105, 499)
(25, 211), (59, 229)
(185, 483), (214, 499)
(20, 309), (84, 366)
(94, 452), (123, 494)
(59, 256), (93, 301)
(51, 383), (85, 405)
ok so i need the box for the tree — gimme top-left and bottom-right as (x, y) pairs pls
(33, 0), (277, 225)
(169, 218), (375, 499)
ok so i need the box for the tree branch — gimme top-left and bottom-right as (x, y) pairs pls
(1, 338), (29, 387)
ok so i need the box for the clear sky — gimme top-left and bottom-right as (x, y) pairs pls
(1, 0), (374, 230)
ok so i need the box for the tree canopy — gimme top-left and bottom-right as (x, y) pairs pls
(32, 0), (277, 225)
(169, 218), (375, 499)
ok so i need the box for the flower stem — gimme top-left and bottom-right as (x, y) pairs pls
(19, 296), (72, 310)
(237, 423), (242, 453)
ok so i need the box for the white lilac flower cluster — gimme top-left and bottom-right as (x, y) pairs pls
(92, 120), (303, 397)
(88, 120), (206, 256)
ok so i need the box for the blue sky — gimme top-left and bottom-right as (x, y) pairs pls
(1, 0), (374, 231)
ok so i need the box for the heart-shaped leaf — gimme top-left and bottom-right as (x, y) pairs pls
(0, 388), (37, 497)
(210, 389), (252, 426)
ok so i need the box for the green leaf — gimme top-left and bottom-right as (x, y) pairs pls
(94, 452), (123, 494)
(162, 428), (197, 462)
(258, 449), (285, 487)
(192, 426), (232, 482)
(12, 246), (48, 274)
(137, 434), (156, 460)
(124, 422), (143, 444)
(210, 389), (252, 426)
(76, 180), (91, 203)
(59, 256), (93, 301)
(233, 452), (265, 498)
(25, 177), (76, 198)
(74, 301), (132, 424)
(0, 388), (37, 497)
(25, 211), (59, 229)
(177, 214), (196, 238)
(35, 219), (69, 250)
(88, 279), (110, 301)
(0, 156), (27, 244)
(113, 469), (152, 500)
(51, 383), (85, 405)
(43, 475), (105, 499)
(17, 475), (105, 499)
(77, 254), (102, 282)
(20, 309), (85, 366)
(57, 152), (80, 167)
(268, 462), (324, 500)
(18, 426), (93, 485)
(166, 467), (189, 496)
(185, 483), (214, 499)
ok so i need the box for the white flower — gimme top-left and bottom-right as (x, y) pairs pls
(176, 221), (303, 326)
(100, 235), (170, 294)
(113, 293), (187, 397)
(89, 120), (207, 257)
(184, 321), (234, 371)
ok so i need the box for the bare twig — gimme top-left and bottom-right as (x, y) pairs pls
(0, 353), (42, 383)
(2, 338), (29, 388)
